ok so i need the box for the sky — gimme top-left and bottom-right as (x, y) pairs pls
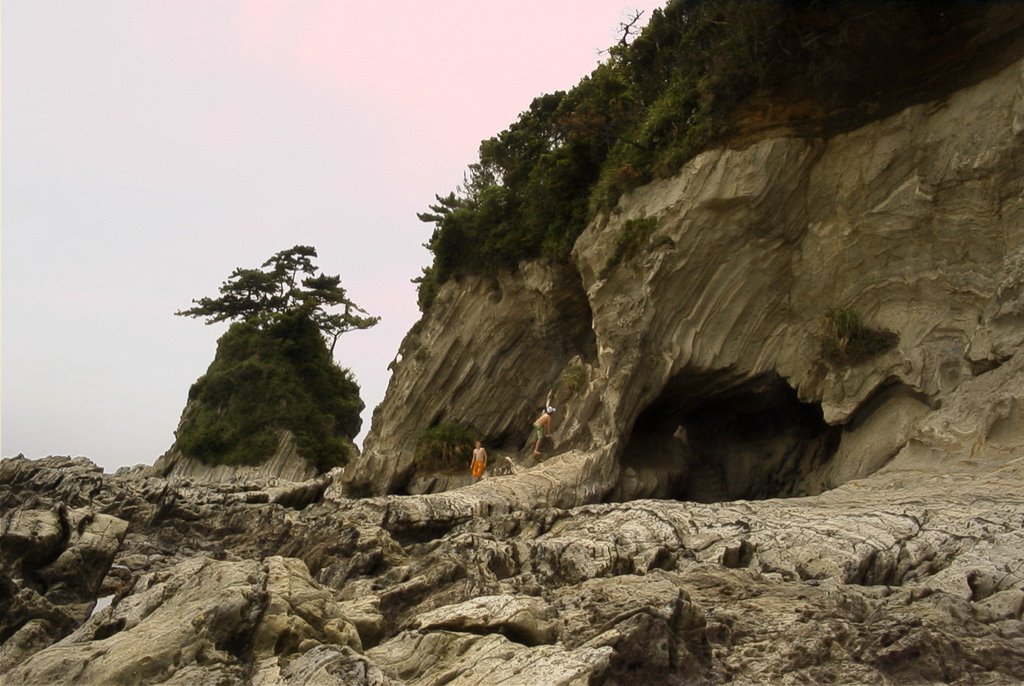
(2, 0), (664, 473)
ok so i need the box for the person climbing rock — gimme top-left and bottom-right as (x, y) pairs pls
(532, 406), (555, 456)
(470, 440), (488, 481)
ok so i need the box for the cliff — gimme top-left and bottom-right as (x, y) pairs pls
(345, 51), (1024, 508)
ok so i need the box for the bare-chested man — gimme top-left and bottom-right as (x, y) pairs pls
(532, 407), (555, 456)
(470, 440), (488, 481)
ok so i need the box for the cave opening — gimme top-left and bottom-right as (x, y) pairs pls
(616, 372), (841, 503)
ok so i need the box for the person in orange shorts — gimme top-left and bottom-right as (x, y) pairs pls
(470, 440), (488, 481)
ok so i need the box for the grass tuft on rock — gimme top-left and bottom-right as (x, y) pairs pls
(819, 307), (899, 366)
(601, 216), (659, 278)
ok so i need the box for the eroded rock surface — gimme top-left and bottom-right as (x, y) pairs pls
(2, 435), (1023, 684)
(347, 53), (1024, 506)
(151, 429), (319, 483)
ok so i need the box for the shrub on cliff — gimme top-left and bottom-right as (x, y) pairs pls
(414, 422), (477, 473)
(600, 216), (658, 278)
(416, 0), (992, 310)
(175, 246), (377, 472)
(177, 314), (363, 471)
(819, 307), (899, 366)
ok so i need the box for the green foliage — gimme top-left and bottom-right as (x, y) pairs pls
(412, 266), (441, 313)
(819, 307), (899, 366)
(416, 0), (965, 311)
(600, 216), (658, 278)
(178, 245), (379, 353)
(176, 313), (363, 472)
(176, 246), (376, 472)
(560, 360), (588, 394)
(414, 422), (477, 473)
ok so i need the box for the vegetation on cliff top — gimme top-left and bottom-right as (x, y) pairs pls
(416, 0), (1006, 310)
(175, 246), (378, 471)
(177, 245), (379, 355)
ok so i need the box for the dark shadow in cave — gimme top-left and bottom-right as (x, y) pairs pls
(617, 371), (841, 503)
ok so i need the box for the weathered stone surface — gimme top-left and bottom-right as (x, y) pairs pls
(367, 630), (614, 686)
(408, 594), (557, 645)
(0, 508), (64, 572)
(150, 429), (318, 483)
(0, 489), (129, 673)
(257, 644), (394, 686)
(346, 55), (1024, 507)
(2, 555), (362, 686)
(0, 455), (107, 509)
(38, 510), (129, 605)
(2, 439), (1024, 684)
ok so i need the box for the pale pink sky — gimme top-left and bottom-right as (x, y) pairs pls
(2, 1), (666, 471)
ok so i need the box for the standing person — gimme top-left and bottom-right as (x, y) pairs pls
(470, 440), (488, 481)
(532, 406), (555, 457)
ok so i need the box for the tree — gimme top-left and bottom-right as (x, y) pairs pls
(301, 273), (380, 355)
(177, 245), (379, 352)
(174, 246), (376, 472)
(615, 9), (646, 47)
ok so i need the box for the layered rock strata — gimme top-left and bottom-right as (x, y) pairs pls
(346, 55), (1024, 506)
(151, 428), (318, 483)
(1, 441), (1023, 684)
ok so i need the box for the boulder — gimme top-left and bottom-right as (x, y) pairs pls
(408, 594), (558, 645)
(0, 498), (128, 669)
(2, 555), (362, 685)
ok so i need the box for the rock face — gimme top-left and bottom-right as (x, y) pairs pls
(345, 263), (596, 496)
(4, 24), (1024, 686)
(0, 458), (129, 675)
(4, 555), (365, 686)
(150, 430), (318, 483)
(2, 437), (1023, 684)
(346, 53), (1024, 506)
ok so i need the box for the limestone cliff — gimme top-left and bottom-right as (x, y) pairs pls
(346, 53), (1024, 506)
